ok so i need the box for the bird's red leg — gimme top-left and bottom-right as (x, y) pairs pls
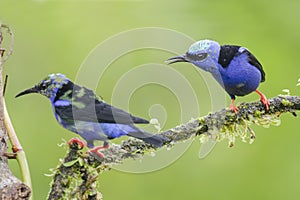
(255, 90), (270, 110)
(230, 98), (239, 114)
(87, 142), (109, 158)
(68, 137), (86, 149)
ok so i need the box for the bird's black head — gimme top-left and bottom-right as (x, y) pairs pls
(16, 73), (70, 99)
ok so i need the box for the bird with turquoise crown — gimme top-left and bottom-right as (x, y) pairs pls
(16, 73), (167, 158)
(167, 39), (269, 113)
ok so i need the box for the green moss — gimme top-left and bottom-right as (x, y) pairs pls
(200, 109), (282, 148)
(254, 110), (262, 117)
(281, 99), (294, 107)
(199, 117), (205, 124)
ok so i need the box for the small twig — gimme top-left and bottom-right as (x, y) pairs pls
(0, 49), (4, 57)
(3, 74), (8, 96)
(3, 99), (32, 192)
(3, 152), (17, 159)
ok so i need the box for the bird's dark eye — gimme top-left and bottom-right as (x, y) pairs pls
(196, 53), (208, 60)
(39, 84), (48, 90)
(186, 52), (208, 61)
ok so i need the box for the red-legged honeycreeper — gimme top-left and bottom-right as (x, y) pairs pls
(16, 73), (166, 157)
(167, 39), (269, 113)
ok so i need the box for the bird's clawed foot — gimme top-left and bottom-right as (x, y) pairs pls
(255, 90), (270, 111)
(230, 105), (239, 114)
(260, 96), (270, 110)
(230, 98), (239, 114)
(68, 138), (86, 149)
(87, 143), (109, 158)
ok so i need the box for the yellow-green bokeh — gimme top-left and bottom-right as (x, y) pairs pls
(1, 0), (300, 199)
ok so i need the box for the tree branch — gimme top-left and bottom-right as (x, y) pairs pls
(0, 23), (31, 200)
(48, 95), (300, 199)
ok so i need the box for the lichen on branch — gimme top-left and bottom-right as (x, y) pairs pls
(48, 95), (300, 199)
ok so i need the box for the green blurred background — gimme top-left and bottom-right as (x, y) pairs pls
(1, 0), (300, 199)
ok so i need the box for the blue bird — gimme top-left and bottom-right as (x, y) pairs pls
(16, 73), (166, 157)
(167, 39), (269, 113)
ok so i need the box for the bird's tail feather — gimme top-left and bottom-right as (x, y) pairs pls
(127, 131), (168, 147)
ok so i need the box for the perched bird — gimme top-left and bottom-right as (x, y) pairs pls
(16, 73), (166, 157)
(167, 39), (269, 113)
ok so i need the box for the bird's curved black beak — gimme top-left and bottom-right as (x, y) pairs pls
(15, 87), (38, 98)
(166, 54), (189, 65)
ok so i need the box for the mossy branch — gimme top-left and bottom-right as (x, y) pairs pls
(48, 95), (300, 199)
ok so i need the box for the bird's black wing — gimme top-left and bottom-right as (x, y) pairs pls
(243, 49), (265, 82)
(54, 84), (149, 124)
(218, 45), (241, 68)
(55, 101), (149, 124)
(219, 45), (265, 82)
(92, 101), (149, 124)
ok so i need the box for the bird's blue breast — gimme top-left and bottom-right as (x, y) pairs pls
(218, 53), (261, 96)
